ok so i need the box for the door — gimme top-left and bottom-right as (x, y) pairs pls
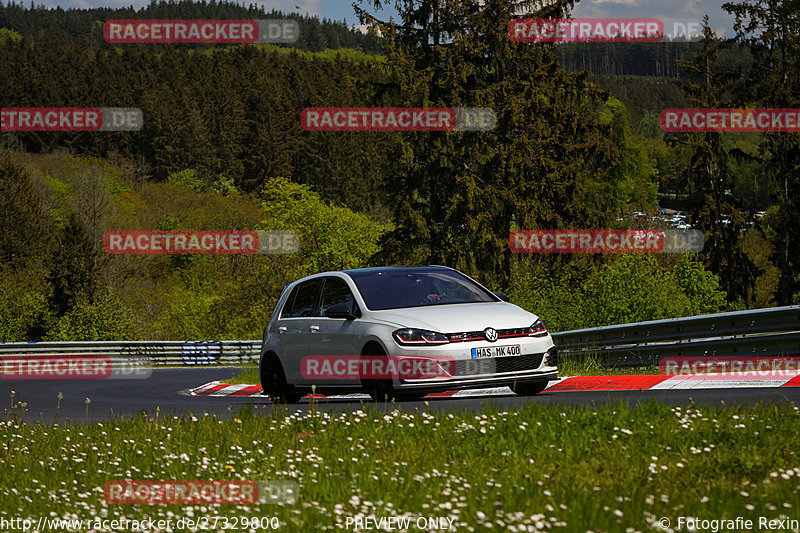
(275, 278), (324, 384)
(301, 277), (361, 388)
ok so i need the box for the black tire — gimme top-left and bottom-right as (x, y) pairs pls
(260, 355), (303, 404)
(360, 344), (400, 401)
(395, 391), (428, 401)
(513, 380), (549, 396)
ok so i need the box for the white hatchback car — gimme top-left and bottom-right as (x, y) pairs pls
(259, 266), (558, 402)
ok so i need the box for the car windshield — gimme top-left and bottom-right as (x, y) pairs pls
(347, 270), (497, 310)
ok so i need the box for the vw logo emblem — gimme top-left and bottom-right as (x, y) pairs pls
(484, 328), (498, 342)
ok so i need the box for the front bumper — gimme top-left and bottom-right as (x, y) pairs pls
(397, 368), (559, 392)
(389, 340), (559, 392)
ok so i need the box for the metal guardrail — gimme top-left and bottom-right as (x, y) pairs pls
(0, 306), (797, 369)
(550, 305), (800, 368)
(0, 340), (261, 366)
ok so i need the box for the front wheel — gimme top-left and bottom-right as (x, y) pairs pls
(513, 380), (549, 396)
(260, 356), (303, 404)
(360, 345), (401, 401)
(361, 365), (394, 401)
(394, 391), (428, 401)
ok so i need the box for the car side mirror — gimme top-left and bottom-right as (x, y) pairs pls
(324, 303), (356, 319)
(495, 292), (510, 302)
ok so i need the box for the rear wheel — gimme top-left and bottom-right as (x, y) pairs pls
(513, 380), (549, 396)
(260, 355), (303, 404)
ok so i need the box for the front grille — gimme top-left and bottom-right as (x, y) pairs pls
(447, 327), (532, 342)
(449, 353), (545, 376)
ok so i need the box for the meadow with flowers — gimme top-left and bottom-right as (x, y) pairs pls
(1, 395), (799, 532)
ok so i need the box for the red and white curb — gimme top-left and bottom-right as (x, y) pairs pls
(189, 382), (265, 397)
(546, 373), (800, 392)
(188, 373), (800, 399)
(187, 381), (521, 399)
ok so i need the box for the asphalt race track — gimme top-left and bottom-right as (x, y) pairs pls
(2, 367), (800, 423)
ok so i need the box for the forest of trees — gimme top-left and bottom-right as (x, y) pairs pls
(0, 0), (382, 52)
(555, 40), (752, 78)
(1, 0), (797, 341)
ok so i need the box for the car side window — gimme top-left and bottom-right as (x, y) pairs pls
(285, 279), (324, 318)
(279, 285), (300, 318)
(320, 277), (356, 316)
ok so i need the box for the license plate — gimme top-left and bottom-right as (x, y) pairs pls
(471, 345), (521, 359)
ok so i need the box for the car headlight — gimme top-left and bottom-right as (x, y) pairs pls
(392, 328), (450, 346)
(528, 319), (548, 337)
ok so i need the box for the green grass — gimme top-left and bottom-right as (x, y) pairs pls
(1, 398), (798, 531)
(557, 353), (660, 376)
(226, 366), (260, 385)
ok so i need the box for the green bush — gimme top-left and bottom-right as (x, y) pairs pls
(46, 294), (143, 341)
(673, 255), (730, 315)
(0, 28), (22, 43)
(213, 176), (237, 196)
(510, 254), (731, 332)
(0, 287), (49, 342)
(260, 176), (391, 274)
(149, 281), (219, 340)
(166, 169), (204, 191)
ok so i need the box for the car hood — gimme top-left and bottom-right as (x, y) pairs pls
(368, 302), (538, 332)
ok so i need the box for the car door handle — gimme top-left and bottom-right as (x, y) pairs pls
(309, 325), (319, 332)
(278, 326), (287, 333)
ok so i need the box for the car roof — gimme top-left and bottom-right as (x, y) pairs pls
(341, 265), (454, 276)
(282, 266), (458, 291)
